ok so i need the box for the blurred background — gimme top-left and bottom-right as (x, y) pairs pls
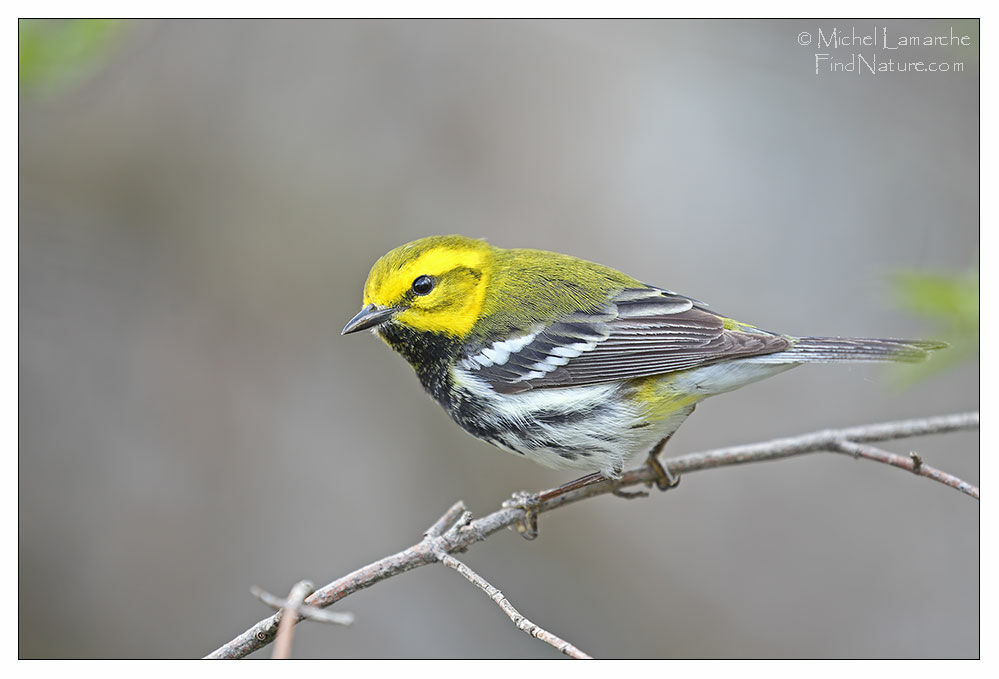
(19, 19), (978, 659)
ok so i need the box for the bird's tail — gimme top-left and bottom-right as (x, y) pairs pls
(750, 337), (947, 364)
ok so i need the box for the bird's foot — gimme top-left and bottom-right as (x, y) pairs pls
(502, 491), (541, 540)
(639, 433), (682, 492)
(503, 471), (620, 539)
(645, 453), (680, 491)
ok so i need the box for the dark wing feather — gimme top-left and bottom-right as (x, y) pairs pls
(462, 288), (790, 394)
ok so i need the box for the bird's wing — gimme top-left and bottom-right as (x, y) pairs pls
(459, 287), (790, 394)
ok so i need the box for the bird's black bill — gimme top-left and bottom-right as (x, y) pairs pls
(342, 304), (398, 335)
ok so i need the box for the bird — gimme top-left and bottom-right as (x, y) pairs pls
(342, 235), (944, 536)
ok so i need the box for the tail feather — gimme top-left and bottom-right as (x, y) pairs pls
(751, 337), (947, 364)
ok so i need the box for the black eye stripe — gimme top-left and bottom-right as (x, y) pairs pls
(411, 275), (435, 295)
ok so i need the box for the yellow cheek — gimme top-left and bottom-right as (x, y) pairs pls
(361, 241), (492, 337)
(395, 276), (488, 336)
(396, 305), (481, 336)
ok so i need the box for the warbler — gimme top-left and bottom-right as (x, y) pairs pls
(342, 235), (943, 512)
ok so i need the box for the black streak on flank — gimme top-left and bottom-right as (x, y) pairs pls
(531, 407), (598, 428)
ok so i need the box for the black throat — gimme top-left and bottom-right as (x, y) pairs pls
(376, 322), (462, 406)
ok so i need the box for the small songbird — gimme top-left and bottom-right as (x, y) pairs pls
(343, 235), (943, 531)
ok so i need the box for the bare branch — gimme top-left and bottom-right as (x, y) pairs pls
(205, 411), (978, 659)
(425, 500), (468, 538)
(829, 439), (979, 499)
(508, 412), (980, 515)
(436, 551), (592, 659)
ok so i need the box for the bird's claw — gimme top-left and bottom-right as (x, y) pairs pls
(502, 491), (541, 540)
(646, 455), (681, 491)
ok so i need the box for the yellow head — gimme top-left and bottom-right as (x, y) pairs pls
(343, 235), (644, 342)
(343, 235), (494, 337)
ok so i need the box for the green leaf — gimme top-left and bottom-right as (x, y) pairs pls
(19, 19), (125, 93)
(890, 267), (978, 385)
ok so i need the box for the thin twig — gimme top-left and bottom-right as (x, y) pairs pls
(205, 411), (978, 659)
(251, 586), (356, 626)
(829, 439), (978, 499)
(425, 500), (468, 538)
(436, 551), (592, 659)
(272, 580), (314, 659)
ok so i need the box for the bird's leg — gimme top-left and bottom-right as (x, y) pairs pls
(505, 423), (689, 538)
(504, 472), (611, 540)
(536, 471), (608, 502)
(645, 433), (681, 490)
(611, 434), (683, 498)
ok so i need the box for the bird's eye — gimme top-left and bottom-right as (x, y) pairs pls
(411, 275), (435, 296)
